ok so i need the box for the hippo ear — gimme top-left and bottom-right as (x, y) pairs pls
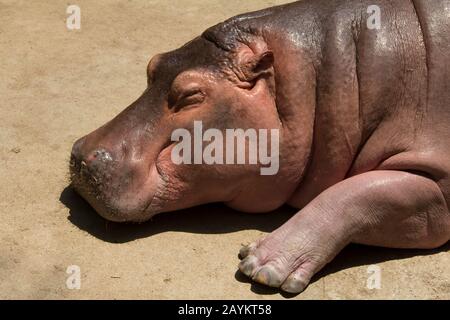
(237, 45), (274, 83)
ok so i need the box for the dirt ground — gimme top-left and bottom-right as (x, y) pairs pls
(0, 0), (449, 299)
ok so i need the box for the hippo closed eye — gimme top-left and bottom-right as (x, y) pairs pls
(70, 0), (450, 294)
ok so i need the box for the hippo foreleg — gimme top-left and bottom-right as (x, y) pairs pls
(238, 170), (450, 293)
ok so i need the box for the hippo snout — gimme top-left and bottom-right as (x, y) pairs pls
(69, 137), (121, 219)
(69, 132), (159, 223)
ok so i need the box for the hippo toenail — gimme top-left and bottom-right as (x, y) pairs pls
(238, 256), (259, 277)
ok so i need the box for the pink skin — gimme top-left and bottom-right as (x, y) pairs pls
(71, 0), (450, 294)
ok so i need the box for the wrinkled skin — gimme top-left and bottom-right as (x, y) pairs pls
(70, 0), (450, 294)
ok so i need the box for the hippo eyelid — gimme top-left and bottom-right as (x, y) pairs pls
(168, 86), (198, 104)
(174, 90), (205, 111)
(178, 88), (204, 101)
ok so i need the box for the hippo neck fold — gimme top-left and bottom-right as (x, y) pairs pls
(203, 3), (325, 204)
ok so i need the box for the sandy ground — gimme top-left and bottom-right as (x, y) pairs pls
(0, 0), (449, 300)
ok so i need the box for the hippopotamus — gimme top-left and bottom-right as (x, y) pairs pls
(70, 0), (450, 294)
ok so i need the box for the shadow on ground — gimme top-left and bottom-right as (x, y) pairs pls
(60, 185), (296, 242)
(60, 185), (450, 297)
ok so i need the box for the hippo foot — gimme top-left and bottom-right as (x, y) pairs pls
(238, 214), (343, 294)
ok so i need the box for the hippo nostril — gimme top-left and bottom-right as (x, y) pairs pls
(80, 149), (114, 178)
(88, 149), (113, 163)
(70, 144), (115, 188)
(94, 149), (113, 162)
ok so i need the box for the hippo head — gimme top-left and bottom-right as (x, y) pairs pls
(70, 24), (307, 222)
